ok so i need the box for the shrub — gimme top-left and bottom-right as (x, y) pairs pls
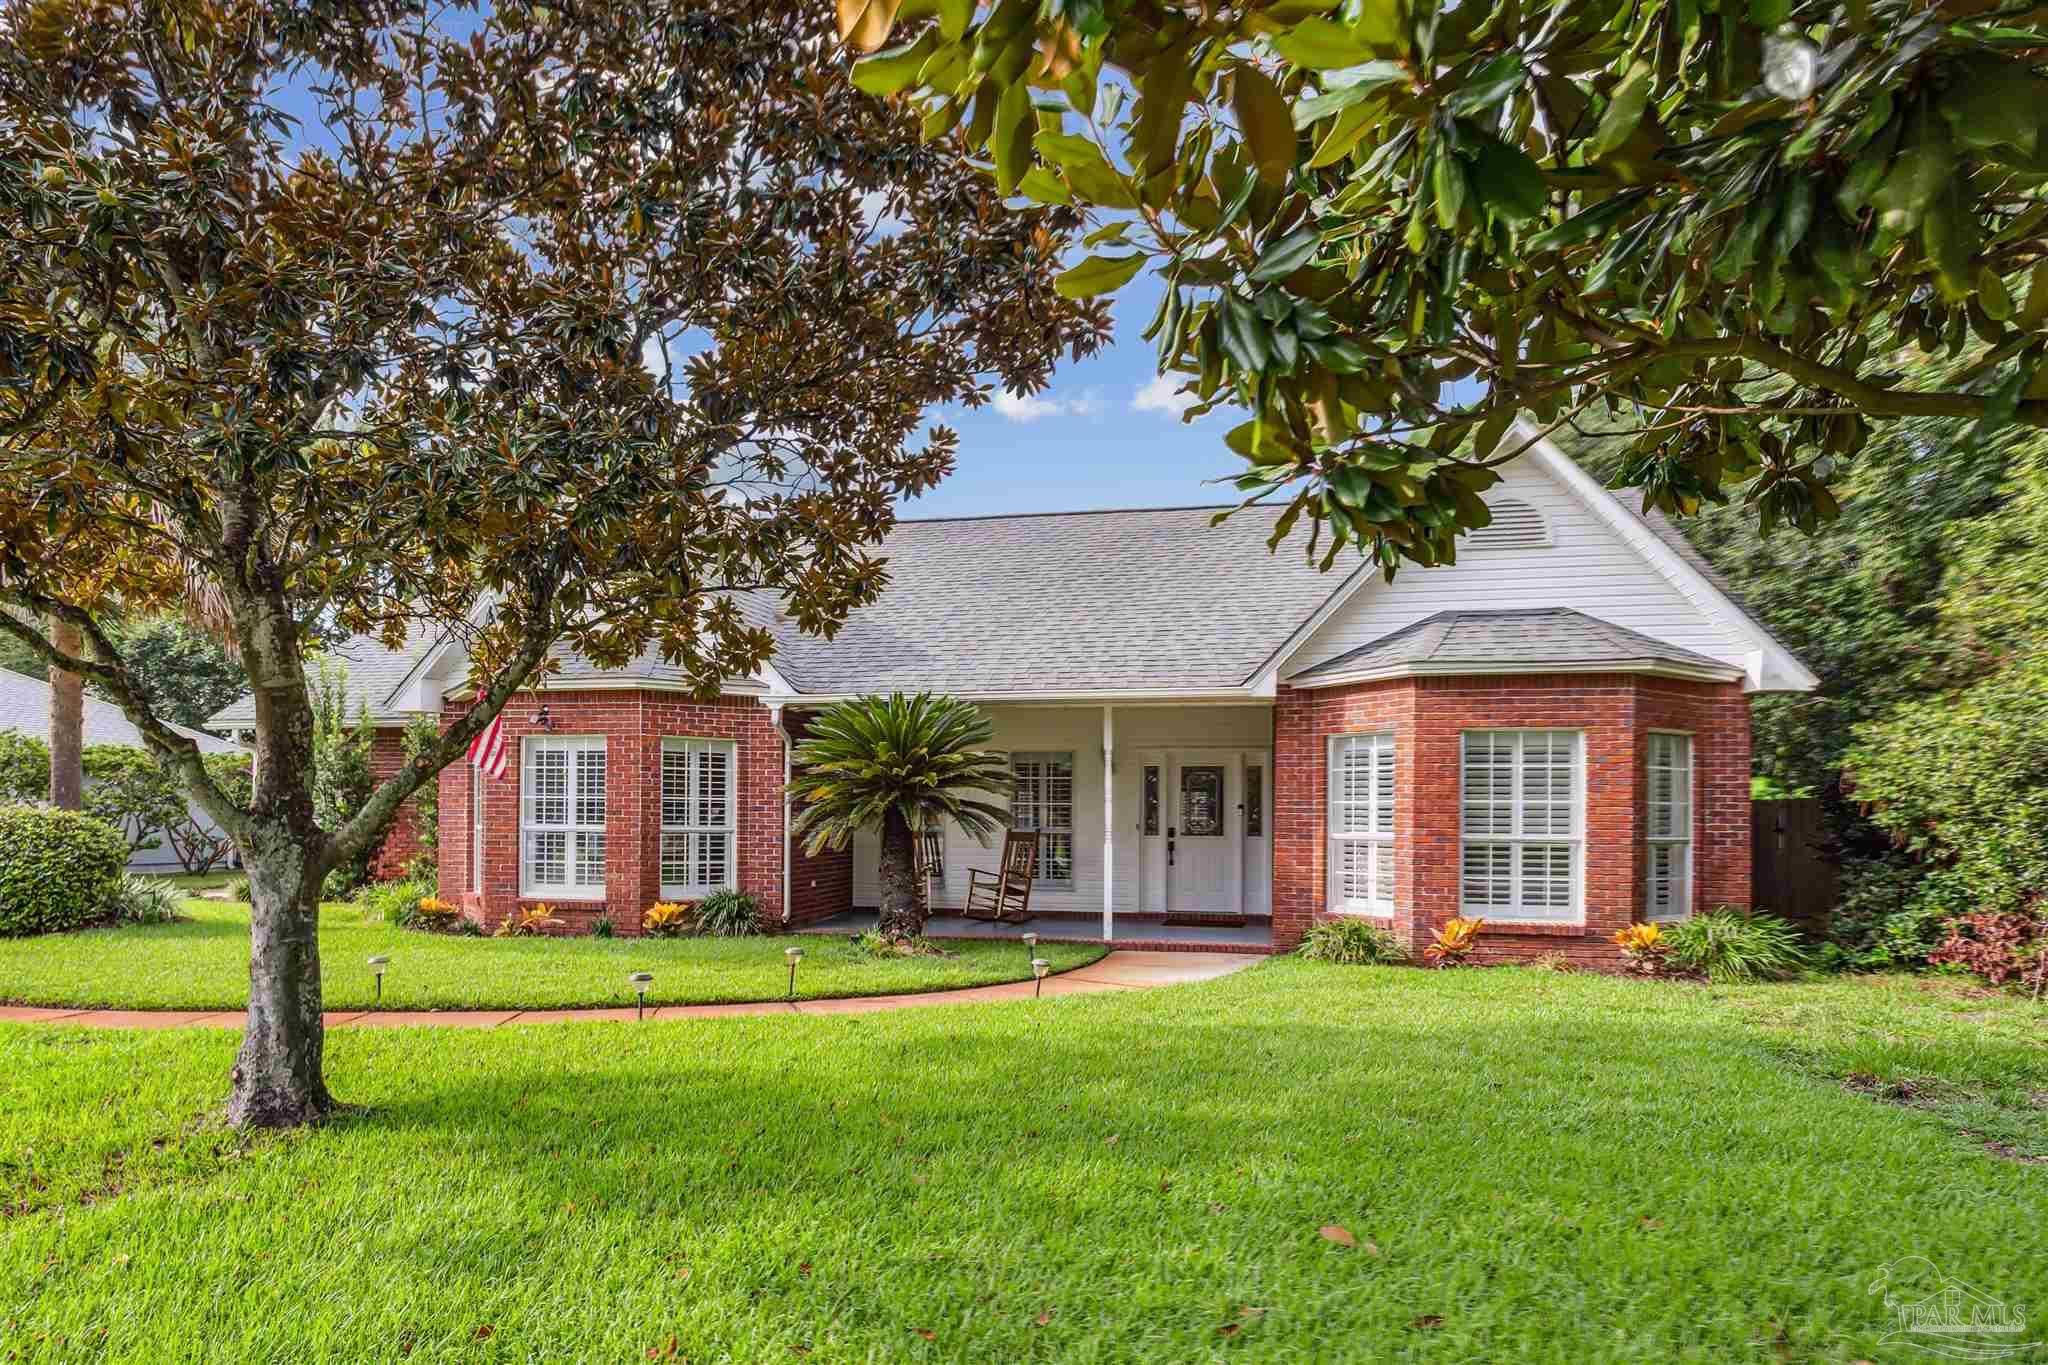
(1611, 922), (1676, 977)
(1422, 916), (1483, 968)
(643, 901), (694, 937)
(0, 729), (46, 802)
(692, 889), (761, 937)
(852, 929), (947, 958)
(1298, 918), (1406, 965)
(82, 744), (184, 857)
(1928, 911), (2048, 991)
(589, 915), (615, 939)
(224, 873), (251, 903)
(496, 903), (563, 937)
(0, 804), (128, 936)
(109, 874), (184, 925)
(1665, 909), (1810, 983)
(358, 877), (433, 927)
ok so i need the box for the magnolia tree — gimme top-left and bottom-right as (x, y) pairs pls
(0, 0), (1106, 1126)
(845, 0), (2048, 570)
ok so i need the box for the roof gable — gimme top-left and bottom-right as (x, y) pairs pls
(1276, 427), (1815, 694)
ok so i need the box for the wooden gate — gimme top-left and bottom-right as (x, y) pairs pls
(1752, 798), (1836, 936)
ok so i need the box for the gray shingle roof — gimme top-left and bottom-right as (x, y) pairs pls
(759, 504), (1354, 693)
(1286, 608), (1738, 682)
(209, 623), (445, 727)
(0, 667), (241, 752)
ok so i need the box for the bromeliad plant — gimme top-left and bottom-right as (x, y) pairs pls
(643, 902), (696, 939)
(497, 905), (565, 939)
(1612, 922), (1676, 977)
(1423, 916), (1484, 967)
(789, 694), (1014, 940)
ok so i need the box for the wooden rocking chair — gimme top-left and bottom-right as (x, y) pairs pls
(961, 830), (1038, 924)
(913, 828), (945, 914)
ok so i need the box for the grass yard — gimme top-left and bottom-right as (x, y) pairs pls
(0, 901), (1106, 1011)
(3, 961), (2045, 1361)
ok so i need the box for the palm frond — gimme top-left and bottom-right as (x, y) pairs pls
(787, 692), (1014, 855)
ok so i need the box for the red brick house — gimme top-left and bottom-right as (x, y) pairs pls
(211, 434), (1813, 959)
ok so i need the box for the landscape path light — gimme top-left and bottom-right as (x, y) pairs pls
(1032, 958), (1050, 998)
(785, 945), (804, 1001)
(367, 955), (389, 1005)
(629, 971), (654, 1021)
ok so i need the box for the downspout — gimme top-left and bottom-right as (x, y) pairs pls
(772, 702), (793, 925)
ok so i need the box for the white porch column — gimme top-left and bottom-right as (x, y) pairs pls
(1102, 705), (1115, 942)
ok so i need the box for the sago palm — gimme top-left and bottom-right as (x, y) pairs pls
(788, 693), (1012, 939)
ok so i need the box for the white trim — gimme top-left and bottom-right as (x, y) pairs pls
(1288, 657), (1743, 690)
(1101, 707), (1114, 942)
(779, 687), (1270, 705)
(445, 676), (772, 702)
(1011, 750), (1077, 888)
(658, 736), (739, 900)
(1245, 563), (1378, 695)
(772, 703), (793, 924)
(1515, 423), (1819, 694)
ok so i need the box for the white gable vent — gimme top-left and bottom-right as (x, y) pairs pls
(1465, 498), (1550, 550)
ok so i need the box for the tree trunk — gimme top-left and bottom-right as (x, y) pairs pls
(227, 820), (332, 1128)
(875, 807), (924, 940)
(47, 617), (83, 810)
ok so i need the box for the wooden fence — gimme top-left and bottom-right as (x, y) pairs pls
(1752, 798), (1837, 937)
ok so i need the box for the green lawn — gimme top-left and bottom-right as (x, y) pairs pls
(0, 901), (1106, 1011)
(3, 962), (2044, 1361)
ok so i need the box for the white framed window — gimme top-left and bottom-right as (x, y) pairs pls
(1460, 730), (1582, 921)
(1011, 752), (1074, 886)
(661, 737), (737, 898)
(1646, 732), (1694, 920)
(521, 736), (607, 899)
(1328, 732), (1395, 913)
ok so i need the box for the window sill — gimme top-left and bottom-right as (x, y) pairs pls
(521, 892), (608, 905)
(661, 888), (734, 901)
(1330, 906), (1394, 919)
(1463, 918), (1589, 937)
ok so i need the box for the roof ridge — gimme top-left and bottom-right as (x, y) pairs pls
(892, 502), (1243, 526)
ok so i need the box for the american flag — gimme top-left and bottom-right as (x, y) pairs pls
(467, 688), (507, 779)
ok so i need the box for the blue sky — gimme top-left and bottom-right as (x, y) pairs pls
(911, 269), (1249, 519)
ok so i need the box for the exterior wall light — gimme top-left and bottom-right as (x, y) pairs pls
(628, 970), (654, 1021)
(785, 945), (804, 1001)
(367, 954), (389, 1004)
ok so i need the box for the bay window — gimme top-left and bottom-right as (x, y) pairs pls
(1328, 732), (1396, 913)
(1645, 732), (1694, 920)
(1460, 730), (1581, 921)
(521, 736), (607, 899)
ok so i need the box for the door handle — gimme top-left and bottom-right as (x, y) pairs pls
(1167, 828), (1175, 866)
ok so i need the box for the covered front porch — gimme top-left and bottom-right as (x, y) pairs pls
(842, 702), (1277, 951)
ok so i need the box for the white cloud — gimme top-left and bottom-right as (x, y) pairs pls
(992, 389), (1101, 422)
(1131, 374), (1199, 418)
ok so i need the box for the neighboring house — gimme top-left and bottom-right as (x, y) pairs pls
(0, 666), (243, 872)
(207, 433), (1816, 961)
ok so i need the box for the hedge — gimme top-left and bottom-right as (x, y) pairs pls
(0, 804), (128, 936)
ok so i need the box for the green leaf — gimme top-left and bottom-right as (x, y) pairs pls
(1054, 253), (1148, 298)
(1469, 134), (1546, 225)
(991, 78), (1032, 195)
(851, 30), (938, 96)
(1445, 52), (1526, 117)
(1016, 166), (1072, 205)
(1249, 226), (1321, 282)
(1588, 62), (1654, 160)
(937, 0), (972, 40)
(1134, 36), (1197, 174)
(1233, 65), (1296, 188)
(1525, 190), (1645, 252)
(1219, 295), (1272, 371)
(1035, 131), (1138, 208)
(1271, 18), (1373, 70)
(1292, 63), (1405, 127)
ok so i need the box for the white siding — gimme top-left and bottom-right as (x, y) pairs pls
(852, 704), (1274, 917)
(1282, 457), (1750, 676)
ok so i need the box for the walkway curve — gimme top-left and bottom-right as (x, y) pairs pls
(0, 951), (1264, 1029)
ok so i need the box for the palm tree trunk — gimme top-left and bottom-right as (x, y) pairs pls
(47, 617), (84, 810)
(876, 806), (924, 940)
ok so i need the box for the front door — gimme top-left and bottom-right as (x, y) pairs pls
(1166, 752), (1243, 914)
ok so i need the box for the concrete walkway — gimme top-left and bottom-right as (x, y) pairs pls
(0, 951), (1264, 1029)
